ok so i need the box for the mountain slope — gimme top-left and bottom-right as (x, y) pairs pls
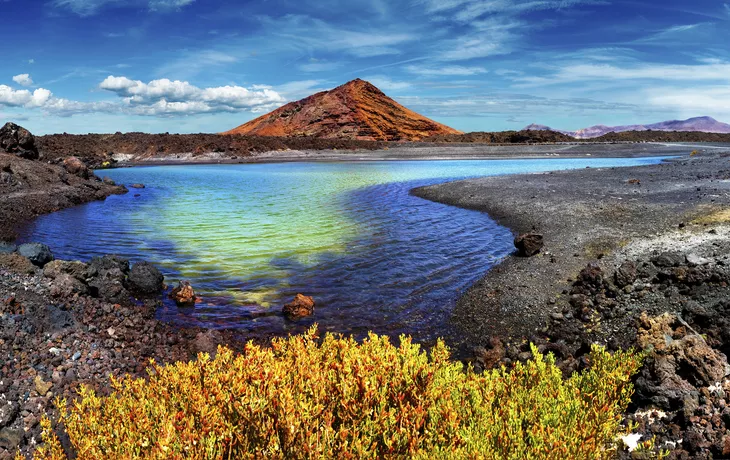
(223, 79), (461, 141)
(526, 116), (730, 139)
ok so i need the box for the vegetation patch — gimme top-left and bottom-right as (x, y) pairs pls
(31, 328), (641, 459)
(692, 207), (730, 225)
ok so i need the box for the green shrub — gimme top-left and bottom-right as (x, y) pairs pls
(32, 327), (641, 459)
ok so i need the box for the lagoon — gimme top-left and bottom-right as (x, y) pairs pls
(18, 157), (668, 341)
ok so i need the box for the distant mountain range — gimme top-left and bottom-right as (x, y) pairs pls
(224, 79), (461, 141)
(525, 117), (730, 139)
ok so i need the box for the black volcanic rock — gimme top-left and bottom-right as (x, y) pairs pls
(0, 122), (39, 160)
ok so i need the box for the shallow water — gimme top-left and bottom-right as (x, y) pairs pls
(18, 157), (668, 341)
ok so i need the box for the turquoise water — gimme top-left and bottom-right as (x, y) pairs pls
(18, 157), (668, 341)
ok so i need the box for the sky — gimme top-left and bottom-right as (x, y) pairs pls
(2, 0), (730, 134)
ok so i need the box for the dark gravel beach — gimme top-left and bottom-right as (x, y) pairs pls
(413, 151), (730, 344)
(414, 150), (730, 458)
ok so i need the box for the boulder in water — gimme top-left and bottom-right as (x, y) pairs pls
(17, 243), (54, 267)
(283, 294), (315, 319)
(170, 281), (196, 307)
(0, 122), (39, 160)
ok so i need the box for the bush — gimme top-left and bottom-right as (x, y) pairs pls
(32, 327), (641, 459)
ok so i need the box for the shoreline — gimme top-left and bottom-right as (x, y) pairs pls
(412, 151), (730, 344)
(113, 142), (711, 167)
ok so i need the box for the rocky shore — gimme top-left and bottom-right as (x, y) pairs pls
(0, 248), (251, 458)
(0, 123), (126, 241)
(415, 151), (730, 458)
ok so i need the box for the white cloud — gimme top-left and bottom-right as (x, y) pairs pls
(52, 0), (195, 16)
(99, 75), (286, 115)
(0, 86), (51, 107)
(516, 61), (730, 87)
(12, 74), (33, 87)
(647, 86), (730, 117)
(405, 65), (488, 76)
(0, 75), (285, 118)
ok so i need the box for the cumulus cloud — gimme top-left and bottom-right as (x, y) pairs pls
(0, 86), (51, 107)
(98, 76), (286, 115)
(12, 74), (33, 87)
(0, 75), (285, 118)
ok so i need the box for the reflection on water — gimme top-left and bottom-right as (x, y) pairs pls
(18, 158), (667, 342)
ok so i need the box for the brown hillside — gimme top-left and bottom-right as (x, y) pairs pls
(223, 79), (461, 141)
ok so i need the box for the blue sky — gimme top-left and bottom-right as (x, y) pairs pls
(1, 0), (729, 134)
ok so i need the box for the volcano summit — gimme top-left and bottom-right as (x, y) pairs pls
(223, 79), (461, 141)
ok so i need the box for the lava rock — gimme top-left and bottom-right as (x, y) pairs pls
(283, 294), (315, 318)
(651, 252), (685, 268)
(87, 254), (130, 276)
(0, 253), (36, 274)
(50, 273), (89, 298)
(43, 259), (88, 281)
(102, 176), (116, 186)
(169, 281), (196, 307)
(63, 156), (90, 179)
(0, 402), (19, 428)
(0, 122), (39, 160)
(128, 261), (164, 294)
(635, 312), (730, 408)
(514, 233), (544, 257)
(17, 242), (54, 267)
(129, 183), (145, 189)
(0, 427), (23, 450)
(614, 260), (638, 288)
(86, 255), (130, 303)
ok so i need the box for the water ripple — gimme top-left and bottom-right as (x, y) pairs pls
(18, 158), (668, 342)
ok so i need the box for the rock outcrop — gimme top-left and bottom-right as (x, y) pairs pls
(224, 79), (461, 141)
(0, 122), (39, 160)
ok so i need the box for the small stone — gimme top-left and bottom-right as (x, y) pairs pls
(129, 183), (145, 189)
(72, 351), (82, 361)
(34, 375), (52, 395)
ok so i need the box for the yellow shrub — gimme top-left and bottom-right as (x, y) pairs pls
(33, 327), (641, 459)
